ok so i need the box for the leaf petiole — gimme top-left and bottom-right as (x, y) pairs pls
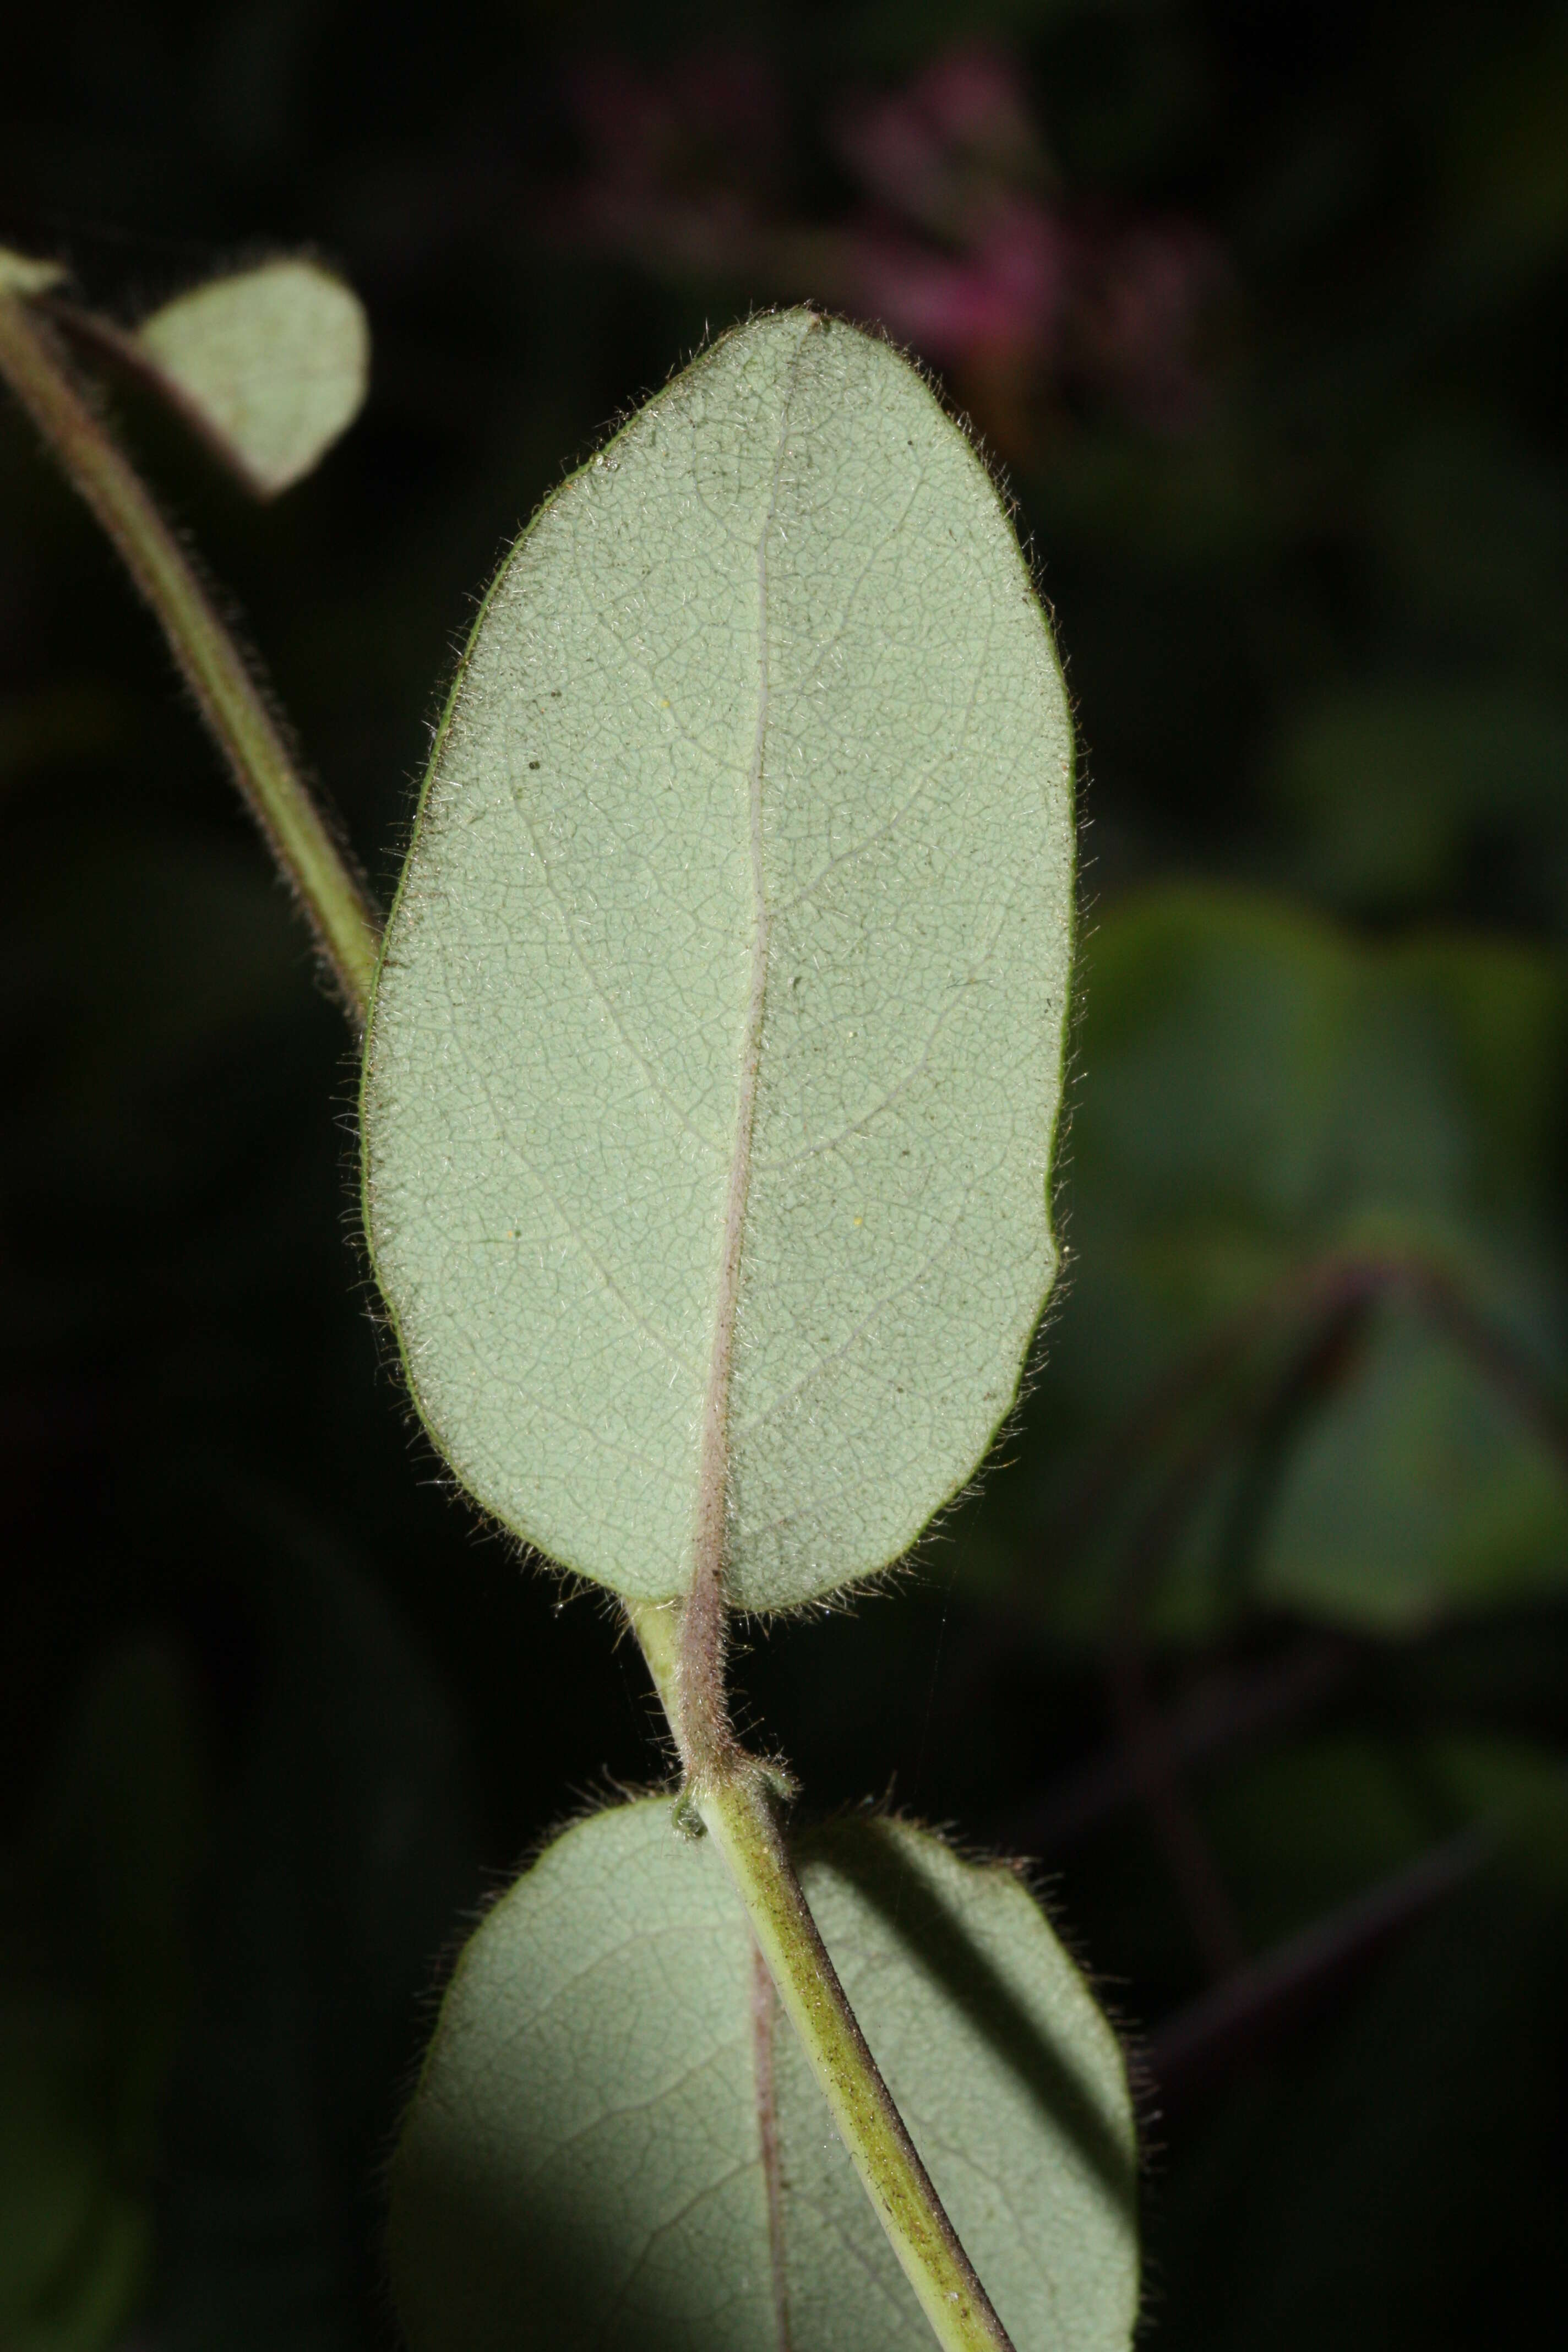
(625, 1596), (1017, 2352)
(0, 284), (379, 1018)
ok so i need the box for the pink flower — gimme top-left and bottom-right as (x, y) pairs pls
(845, 200), (1070, 368)
(551, 41), (1229, 450)
(834, 46), (1046, 239)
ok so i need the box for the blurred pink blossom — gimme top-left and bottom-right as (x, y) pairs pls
(552, 43), (1228, 453)
(832, 45), (1046, 239)
(841, 201), (1069, 369)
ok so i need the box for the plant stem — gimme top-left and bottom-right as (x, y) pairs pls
(625, 1596), (1017, 2352)
(0, 289), (379, 1019)
(4, 268), (1015, 2351)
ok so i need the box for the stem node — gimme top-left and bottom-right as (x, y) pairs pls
(625, 1594), (1016, 2352)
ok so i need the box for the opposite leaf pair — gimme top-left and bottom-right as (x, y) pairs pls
(363, 310), (1133, 2349)
(0, 246), (1135, 2350)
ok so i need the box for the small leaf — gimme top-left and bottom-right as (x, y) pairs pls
(0, 246), (66, 295)
(389, 1799), (1137, 2352)
(135, 259), (368, 496)
(362, 310), (1075, 1608)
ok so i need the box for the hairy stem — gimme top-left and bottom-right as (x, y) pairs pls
(0, 288), (379, 1017)
(627, 1596), (1017, 2352)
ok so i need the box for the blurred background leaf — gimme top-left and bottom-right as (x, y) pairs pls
(0, 1641), (201, 2352)
(133, 258), (369, 496)
(969, 888), (1568, 1641)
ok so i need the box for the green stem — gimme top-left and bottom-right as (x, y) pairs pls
(0, 289), (380, 1019)
(625, 1597), (1017, 2352)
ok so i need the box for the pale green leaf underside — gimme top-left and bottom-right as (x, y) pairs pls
(390, 1800), (1137, 2352)
(137, 259), (368, 495)
(362, 309), (1074, 1607)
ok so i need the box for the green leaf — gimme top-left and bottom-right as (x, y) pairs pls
(362, 309), (1075, 1608)
(1259, 1297), (1568, 1630)
(135, 259), (368, 496)
(986, 887), (1568, 1637)
(389, 1799), (1137, 2352)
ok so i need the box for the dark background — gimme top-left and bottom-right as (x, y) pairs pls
(4, 3), (1568, 2346)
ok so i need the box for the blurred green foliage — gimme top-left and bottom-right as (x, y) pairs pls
(979, 888), (1568, 1636)
(3, 2), (1568, 2346)
(0, 1643), (199, 2351)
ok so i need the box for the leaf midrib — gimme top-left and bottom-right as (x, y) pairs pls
(688, 317), (818, 1605)
(751, 1937), (793, 2349)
